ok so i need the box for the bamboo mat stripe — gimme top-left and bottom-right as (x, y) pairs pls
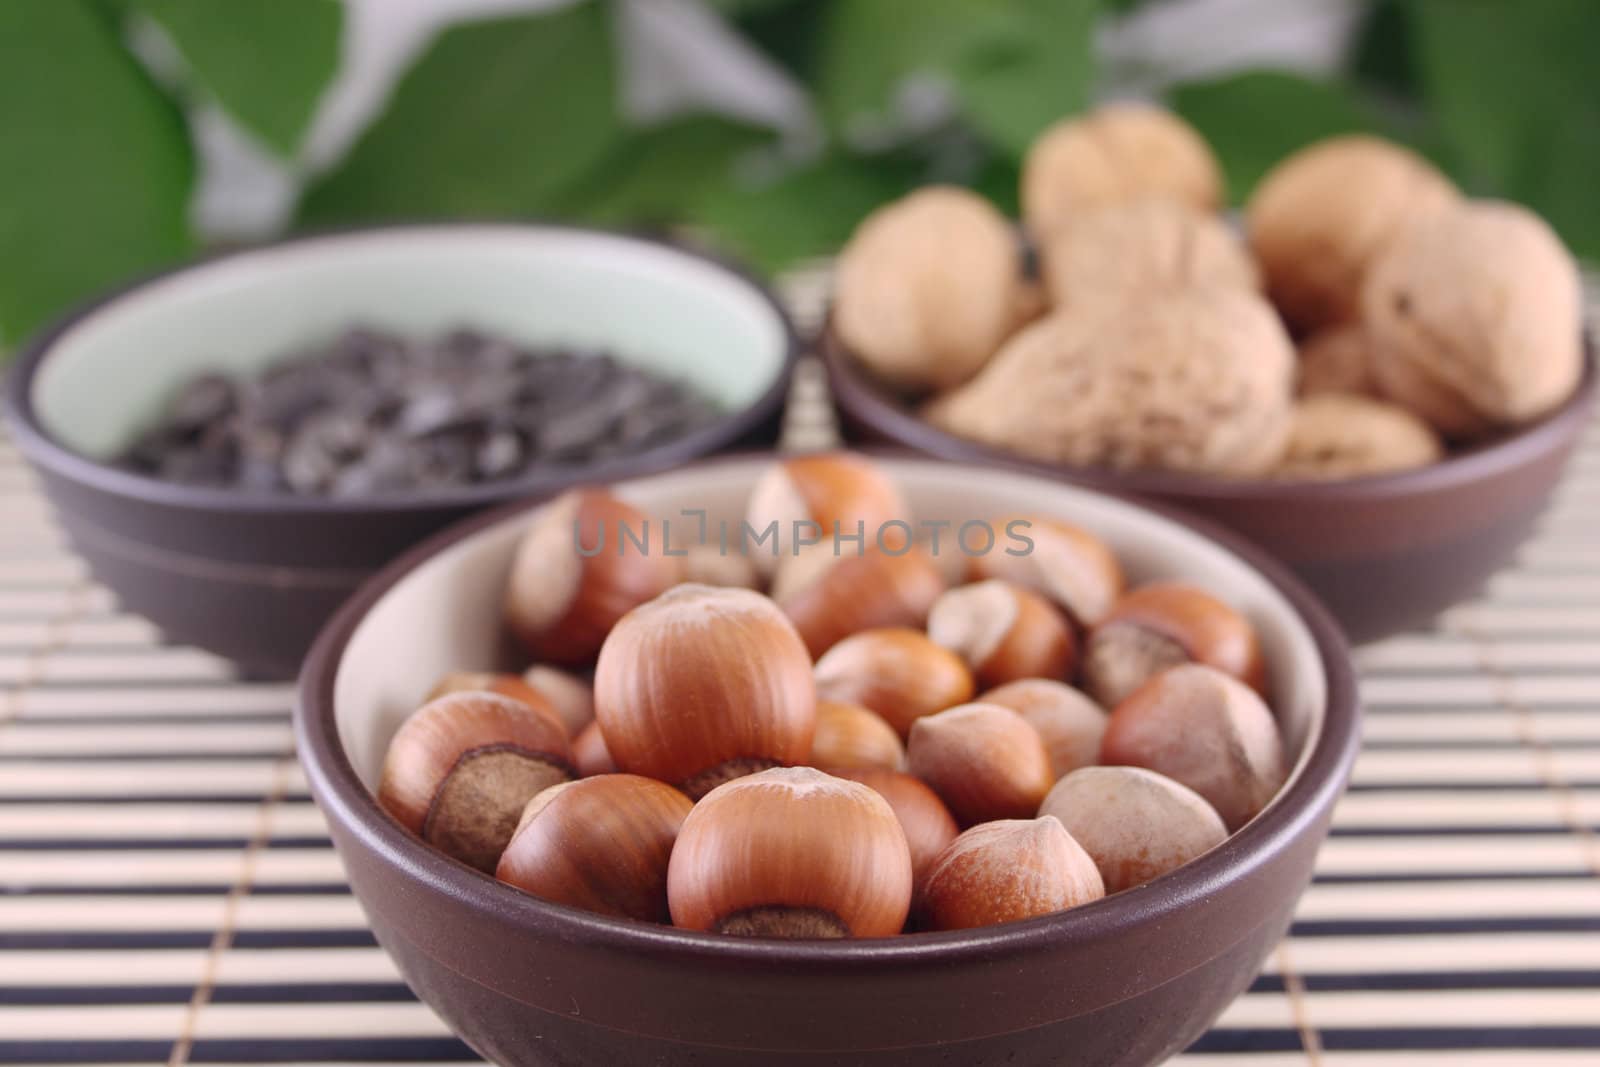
(1, 273), (1598, 1065)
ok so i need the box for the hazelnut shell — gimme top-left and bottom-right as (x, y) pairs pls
(594, 584), (816, 797)
(927, 579), (1077, 688)
(917, 817), (1105, 931)
(377, 691), (574, 873)
(980, 678), (1107, 780)
(497, 774), (693, 922)
(810, 700), (906, 772)
(667, 767), (914, 938)
(813, 627), (976, 738)
(824, 766), (960, 884)
(906, 702), (1056, 827)
(504, 490), (681, 665)
(1082, 582), (1265, 709)
(1100, 663), (1286, 831)
(1040, 766), (1227, 893)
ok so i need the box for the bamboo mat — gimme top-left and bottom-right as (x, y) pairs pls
(2, 272), (1599, 1066)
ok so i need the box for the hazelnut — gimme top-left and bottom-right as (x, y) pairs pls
(926, 289), (1294, 477)
(682, 544), (759, 590)
(504, 489), (681, 665)
(497, 774), (693, 923)
(1022, 103), (1223, 240)
(572, 719), (616, 777)
(427, 671), (558, 724)
(1039, 766), (1227, 893)
(594, 584), (815, 798)
(917, 817), (1105, 931)
(968, 515), (1124, 627)
(1297, 324), (1376, 399)
(667, 767), (914, 938)
(927, 579), (1077, 688)
(1101, 664), (1286, 831)
(378, 691), (574, 872)
(833, 187), (1023, 392)
(825, 767), (959, 884)
(1041, 199), (1258, 310)
(1363, 200), (1583, 440)
(979, 678), (1107, 780)
(1247, 134), (1459, 333)
(746, 452), (910, 579)
(1274, 393), (1443, 480)
(810, 700), (906, 772)
(1081, 582), (1265, 709)
(778, 547), (946, 658)
(813, 627), (975, 738)
(520, 665), (594, 736)
(906, 703), (1055, 827)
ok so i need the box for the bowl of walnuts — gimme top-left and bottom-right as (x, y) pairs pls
(295, 451), (1358, 1066)
(822, 103), (1596, 643)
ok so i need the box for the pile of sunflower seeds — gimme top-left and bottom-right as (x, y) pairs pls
(118, 327), (721, 495)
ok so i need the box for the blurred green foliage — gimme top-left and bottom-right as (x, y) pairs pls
(0, 0), (1593, 348)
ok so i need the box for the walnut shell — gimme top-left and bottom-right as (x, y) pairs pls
(1247, 135), (1459, 333)
(1273, 394), (1443, 480)
(1297, 324), (1376, 398)
(833, 186), (1023, 393)
(926, 288), (1294, 477)
(1022, 103), (1223, 240)
(1041, 199), (1258, 310)
(1362, 200), (1583, 440)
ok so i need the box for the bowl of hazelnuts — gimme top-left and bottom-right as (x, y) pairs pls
(822, 102), (1596, 643)
(295, 451), (1359, 1066)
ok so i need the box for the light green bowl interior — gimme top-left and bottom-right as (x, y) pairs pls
(32, 226), (789, 458)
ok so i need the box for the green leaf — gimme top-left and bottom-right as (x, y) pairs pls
(953, 0), (1096, 156)
(721, 0), (826, 81)
(1171, 69), (1384, 203)
(298, 2), (622, 226)
(689, 152), (922, 274)
(137, 0), (342, 157)
(1411, 0), (1600, 260)
(0, 0), (193, 345)
(556, 115), (775, 226)
(813, 0), (1095, 155)
(704, 0), (800, 16)
(1349, 0), (1418, 101)
(813, 0), (978, 137)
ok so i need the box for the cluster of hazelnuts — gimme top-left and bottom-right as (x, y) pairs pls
(836, 102), (1584, 482)
(378, 452), (1287, 938)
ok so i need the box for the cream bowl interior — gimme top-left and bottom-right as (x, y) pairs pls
(30, 225), (790, 458)
(333, 456), (1326, 816)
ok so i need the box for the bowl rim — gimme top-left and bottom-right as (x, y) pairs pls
(0, 221), (801, 517)
(294, 450), (1361, 970)
(822, 328), (1599, 504)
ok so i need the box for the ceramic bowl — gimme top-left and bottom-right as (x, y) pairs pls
(823, 333), (1597, 644)
(295, 454), (1360, 1066)
(3, 224), (798, 677)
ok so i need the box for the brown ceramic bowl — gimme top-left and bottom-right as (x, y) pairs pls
(824, 333), (1597, 644)
(295, 455), (1359, 1066)
(2, 224), (798, 677)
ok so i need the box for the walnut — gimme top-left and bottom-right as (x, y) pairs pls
(1022, 103), (1223, 241)
(1363, 200), (1583, 440)
(1273, 394), (1443, 480)
(1247, 135), (1458, 333)
(1040, 199), (1258, 309)
(1297, 324), (1376, 398)
(926, 288), (1294, 476)
(833, 186), (1023, 394)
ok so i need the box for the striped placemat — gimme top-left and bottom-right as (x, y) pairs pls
(3, 273), (1598, 1066)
